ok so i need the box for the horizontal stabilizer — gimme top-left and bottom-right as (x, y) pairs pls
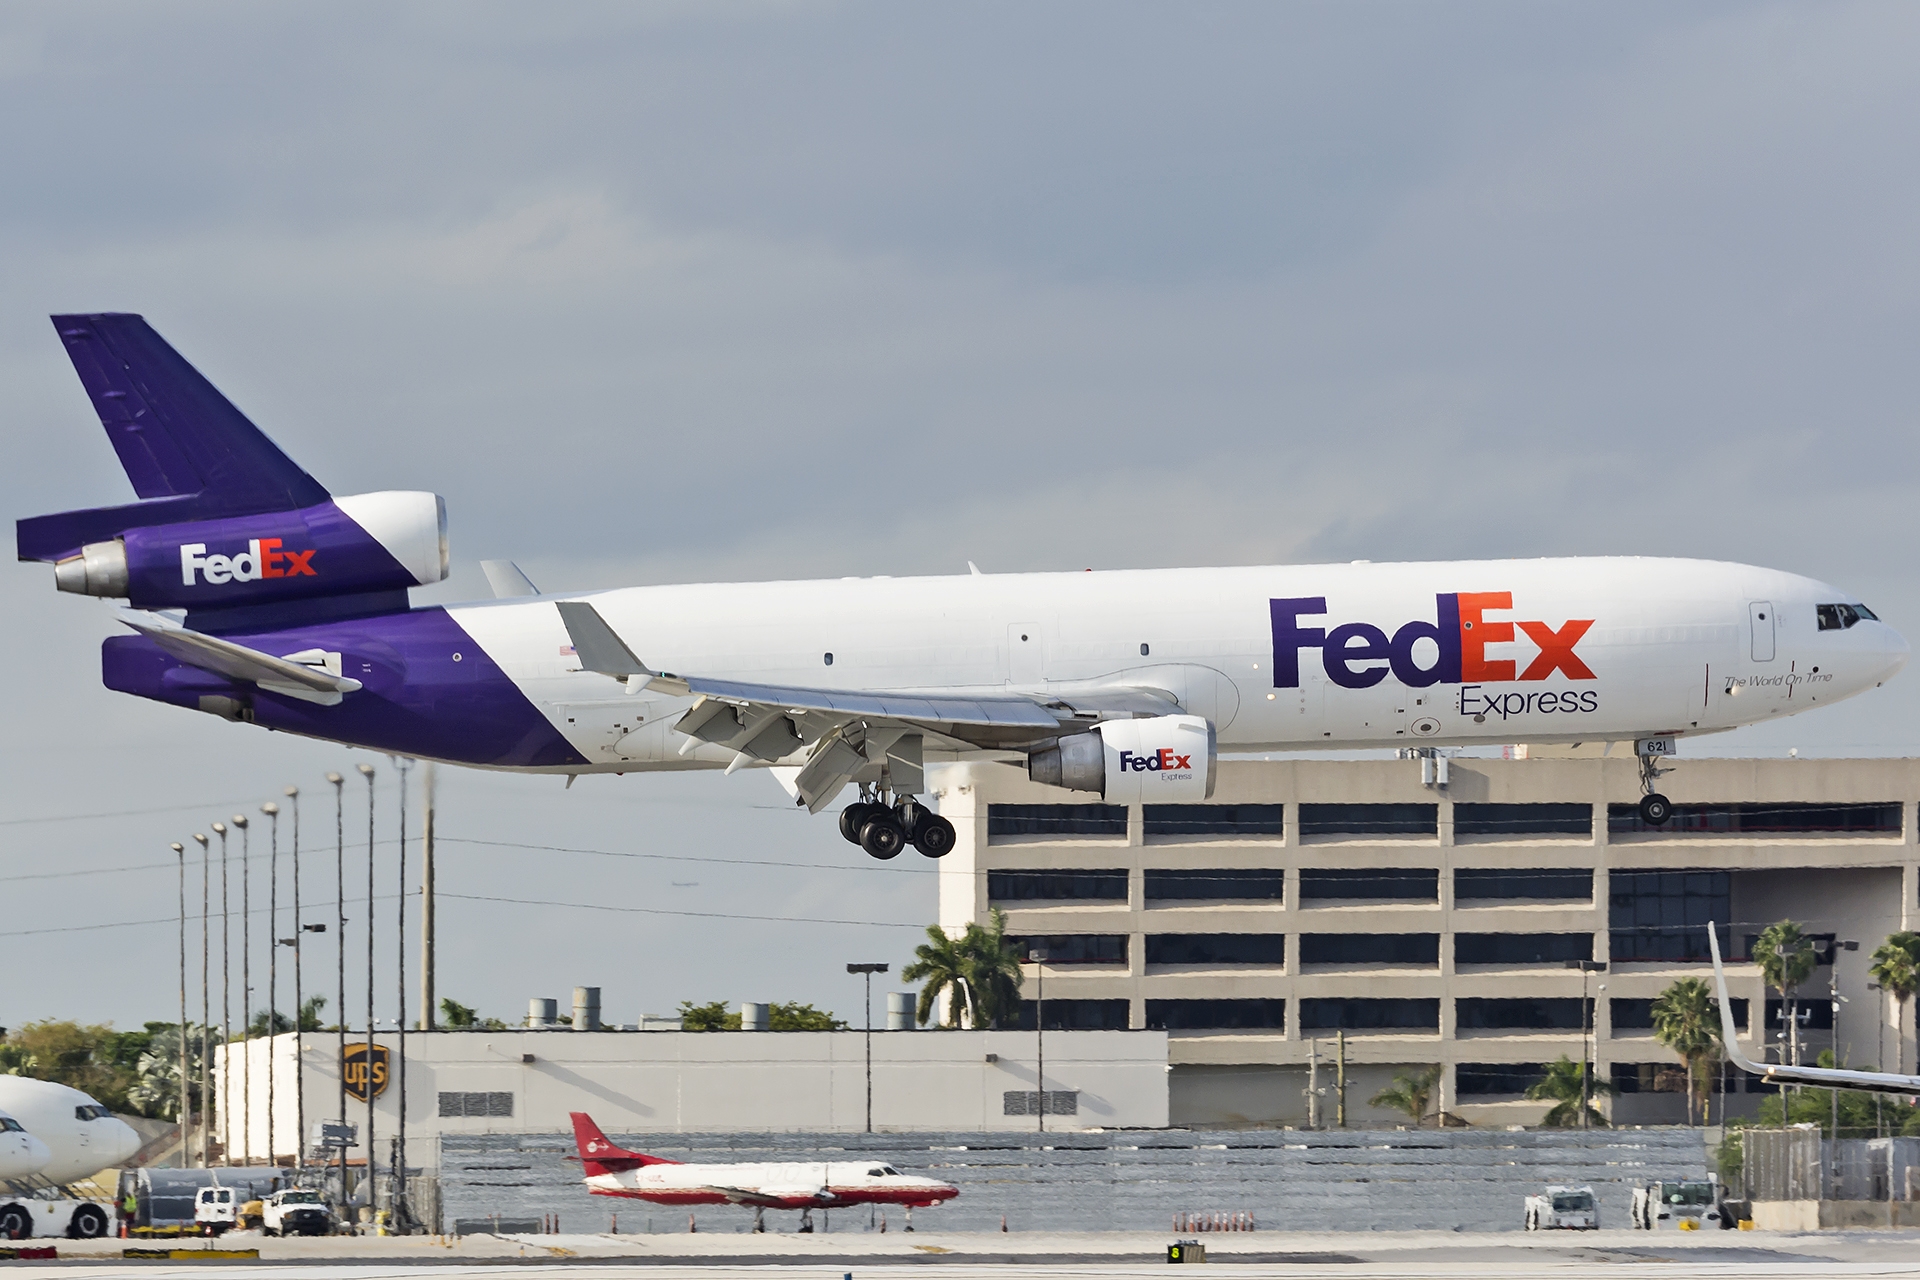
(119, 611), (362, 706)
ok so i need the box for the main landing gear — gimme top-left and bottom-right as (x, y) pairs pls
(841, 792), (956, 860)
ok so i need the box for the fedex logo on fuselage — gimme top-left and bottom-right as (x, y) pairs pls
(180, 539), (317, 586)
(1119, 747), (1194, 773)
(1270, 593), (1594, 690)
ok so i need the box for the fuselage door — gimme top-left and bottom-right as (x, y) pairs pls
(1006, 623), (1044, 686)
(1749, 601), (1776, 662)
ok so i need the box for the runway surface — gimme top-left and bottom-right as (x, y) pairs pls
(19, 1230), (1920, 1278)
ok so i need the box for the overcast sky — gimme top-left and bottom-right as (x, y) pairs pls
(3, 2), (1919, 1034)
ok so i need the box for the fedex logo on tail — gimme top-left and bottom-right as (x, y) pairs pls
(1270, 594), (1594, 690)
(180, 539), (317, 586)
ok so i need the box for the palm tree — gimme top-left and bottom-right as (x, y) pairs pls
(903, 924), (975, 1027)
(1526, 1055), (1613, 1127)
(1368, 1065), (1443, 1126)
(961, 908), (1025, 1029)
(1756, 920), (1817, 1068)
(1869, 932), (1920, 1074)
(1651, 977), (1723, 1125)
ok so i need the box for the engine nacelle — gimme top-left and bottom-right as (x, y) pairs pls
(52, 491), (448, 610)
(1027, 714), (1217, 802)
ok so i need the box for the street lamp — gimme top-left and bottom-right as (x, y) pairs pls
(232, 813), (250, 1167)
(1831, 940), (1858, 1149)
(1565, 960), (1607, 1129)
(171, 842), (188, 1160)
(847, 964), (889, 1134)
(192, 832), (210, 1167)
(327, 770), (346, 1204)
(357, 762), (375, 1219)
(263, 802), (280, 1167)
(1030, 948), (1049, 1132)
(285, 785), (304, 1170)
(212, 820), (230, 1165)
(393, 756), (412, 1233)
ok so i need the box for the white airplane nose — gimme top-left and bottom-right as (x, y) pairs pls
(1873, 623), (1911, 683)
(102, 1118), (142, 1165)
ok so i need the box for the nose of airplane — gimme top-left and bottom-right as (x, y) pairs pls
(1871, 620), (1911, 684)
(101, 1117), (143, 1165)
(6, 1131), (51, 1177)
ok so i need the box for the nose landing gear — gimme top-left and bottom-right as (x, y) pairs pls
(1636, 736), (1675, 826)
(840, 791), (956, 859)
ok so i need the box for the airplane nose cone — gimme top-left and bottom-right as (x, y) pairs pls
(1873, 622), (1911, 683)
(7, 1132), (51, 1177)
(102, 1118), (142, 1165)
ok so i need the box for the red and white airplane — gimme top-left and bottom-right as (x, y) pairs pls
(569, 1112), (958, 1232)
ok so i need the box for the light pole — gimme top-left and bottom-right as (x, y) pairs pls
(328, 770), (346, 1204)
(1831, 940), (1858, 1145)
(848, 963), (888, 1134)
(172, 842), (188, 1161)
(358, 762), (376, 1221)
(286, 785), (306, 1170)
(1029, 948), (1048, 1132)
(193, 832), (210, 1167)
(394, 756), (411, 1232)
(213, 820), (230, 1165)
(263, 803), (280, 1166)
(233, 813), (251, 1166)
(1566, 960), (1606, 1129)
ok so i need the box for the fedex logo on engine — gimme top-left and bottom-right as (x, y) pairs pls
(1270, 594), (1594, 691)
(1119, 747), (1194, 774)
(180, 539), (317, 586)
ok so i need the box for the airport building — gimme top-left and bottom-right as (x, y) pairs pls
(935, 753), (1920, 1128)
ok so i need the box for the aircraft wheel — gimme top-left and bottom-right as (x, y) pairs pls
(69, 1205), (108, 1239)
(840, 803), (879, 845)
(1639, 793), (1672, 825)
(913, 814), (957, 858)
(0, 1204), (30, 1239)
(860, 816), (906, 860)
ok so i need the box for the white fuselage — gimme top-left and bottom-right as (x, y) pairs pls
(0, 1078), (142, 1184)
(447, 557), (1907, 772)
(0, 1111), (50, 1181)
(584, 1158), (956, 1209)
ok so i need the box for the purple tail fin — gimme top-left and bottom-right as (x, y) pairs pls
(18, 314), (331, 562)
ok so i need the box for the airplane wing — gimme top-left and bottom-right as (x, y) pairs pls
(119, 611), (364, 706)
(1709, 923), (1920, 1094)
(555, 600), (1178, 811)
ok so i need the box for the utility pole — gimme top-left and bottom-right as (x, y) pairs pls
(1335, 1029), (1347, 1128)
(1306, 1040), (1320, 1130)
(848, 964), (888, 1133)
(287, 785), (305, 1170)
(1029, 948), (1048, 1132)
(395, 757), (411, 1232)
(263, 804), (280, 1167)
(421, 764), (436, 1031)
(1567, 960), (1607, 1129)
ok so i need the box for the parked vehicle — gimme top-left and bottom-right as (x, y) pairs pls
(1631, 1178), (1730, 1230)
(261, 1189), (333, 1237)
(0, 1194), (113, 1240)
(1524, 1185), (1598, 1231)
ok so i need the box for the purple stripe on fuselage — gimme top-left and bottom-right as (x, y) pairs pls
(102, 606), (585, 769)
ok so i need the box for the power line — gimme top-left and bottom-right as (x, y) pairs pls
(439, 836), (934, 874)
(438, 891), (924, 930)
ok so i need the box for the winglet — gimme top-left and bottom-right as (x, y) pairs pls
(569, 1111), (676, 1175)
(1708, 922), (1920, 1095)
(1707, 923), (1764, 1075)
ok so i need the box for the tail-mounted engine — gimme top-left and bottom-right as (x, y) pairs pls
(1027, 714), (1217, 802)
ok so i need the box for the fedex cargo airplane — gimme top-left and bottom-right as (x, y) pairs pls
(18, 315), (1909, 857)
(569, 1112), (956, 1231)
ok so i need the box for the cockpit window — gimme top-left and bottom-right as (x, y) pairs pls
(0, 1118), (21, 1133)
(1817, 604), (1875, 631)
(867, 1167), (886, 1177)
(74, 1104), (110, 1121)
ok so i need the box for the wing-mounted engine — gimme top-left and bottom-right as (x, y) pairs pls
(1027, 714), (1217, 802)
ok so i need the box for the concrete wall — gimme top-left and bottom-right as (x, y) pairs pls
(439, 1127), (1710, 1234)
(216, 1028), (1169, 1161)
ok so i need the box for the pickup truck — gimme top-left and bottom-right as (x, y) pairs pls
(261, 1189), (333, 1236)
(1524, 1185), (1599, 1231)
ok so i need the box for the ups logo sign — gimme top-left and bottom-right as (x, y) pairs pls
(342, 1043), (391, 1102)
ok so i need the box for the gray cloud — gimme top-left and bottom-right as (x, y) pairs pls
(2, 1), (1916, 1028)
